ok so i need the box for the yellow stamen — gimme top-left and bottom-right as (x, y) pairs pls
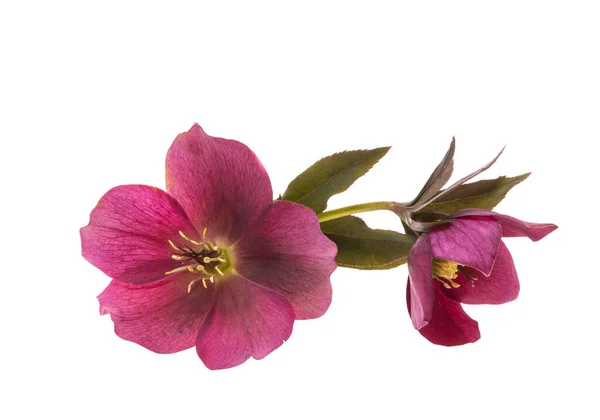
(177, 229), (213, 248)
(178, 230), (192, 242)
(447, 278), (460, 288)
(432, 258), (462, 288)
(165, 265), (191, 275)
(171, 255), (185, 261)
(187, 277), (203, 293)
(165, 263), (209, 276)
(168, 240), (182, 251)
(187, 276), (217, 293)
(437, 278), (452, 289)
(215, 266), (224, 276)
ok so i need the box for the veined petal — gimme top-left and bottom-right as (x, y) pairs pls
(407, 235), (435, 329)
(234, 200), (337, 320)
(165, 124), (273, 245)
(408, 283), (480, 346)
(452, 209), (557, 241)
(442, 241), (519, 304)
(428, 217), (501, 276)
(196, 275), (294, 370)
(81, 185), (198, 284)
(98, 272), (216, 354)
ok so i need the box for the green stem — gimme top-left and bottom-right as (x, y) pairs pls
(317, 201), (393, 223)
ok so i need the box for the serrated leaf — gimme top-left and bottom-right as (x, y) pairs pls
(419, 173), (530, 214)
(281, 147), (390, 214)
(321, 216), (415, 270)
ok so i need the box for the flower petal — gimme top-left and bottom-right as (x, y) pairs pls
(428, 217), (501, 275)
(407, 235), (435, 329)
(442, 241), (519, 304)
(196, 275), (294, 370)
(81, 185), (198, 284)
(98, 272), (216, 353)
(407, 283), (480, 346)
(452, 209), (557, 241)
(165, 124), (273, 245)
(234, 200), (337, 320)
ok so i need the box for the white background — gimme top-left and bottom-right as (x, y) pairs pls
(1, 1), (597, 419)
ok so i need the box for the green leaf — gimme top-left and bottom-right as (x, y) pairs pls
(321, 216), (415, 270)
(419, 173), (530, 214)
(281, 147), (390, 214)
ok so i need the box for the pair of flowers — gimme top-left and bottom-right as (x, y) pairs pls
(81, 124), (556, 369)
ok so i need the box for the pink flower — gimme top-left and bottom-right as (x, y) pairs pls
(81, 124), (337, 369)
(406, 209), (557, 345)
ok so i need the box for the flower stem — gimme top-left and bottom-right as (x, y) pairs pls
(317, 201), (394, 223)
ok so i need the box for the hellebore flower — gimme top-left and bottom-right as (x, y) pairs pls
(406, 209), (557, 346)
(81, 124), (337, 369)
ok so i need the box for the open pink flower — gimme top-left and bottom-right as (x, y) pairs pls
(81, 124), (337, 369)
(406, 209), (557, 346)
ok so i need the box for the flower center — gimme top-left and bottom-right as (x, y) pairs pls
(165, 229), (232, 292)
(432, 258), (461, 289)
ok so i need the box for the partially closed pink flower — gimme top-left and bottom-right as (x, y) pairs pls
(407, 209), (557, 346)
(81, 124), (337, 369)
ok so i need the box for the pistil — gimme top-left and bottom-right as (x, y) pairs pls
(458, 266), (479, 287)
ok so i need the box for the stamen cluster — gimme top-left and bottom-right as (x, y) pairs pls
(166, 229), (227, 292)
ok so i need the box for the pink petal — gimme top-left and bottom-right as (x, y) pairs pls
(442, 241), (520, 304)
(234, 200), (337, 320)
(81, 185), (198, 284)
(98, 272), (216, 353)
(196, 275), (294, 370)
(407, 235), (435, 329)
(165, 124), (273, 245)
(428, 217), (501, 276)
(407, 283), (481, 346)
(452, 209), (557, 241)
